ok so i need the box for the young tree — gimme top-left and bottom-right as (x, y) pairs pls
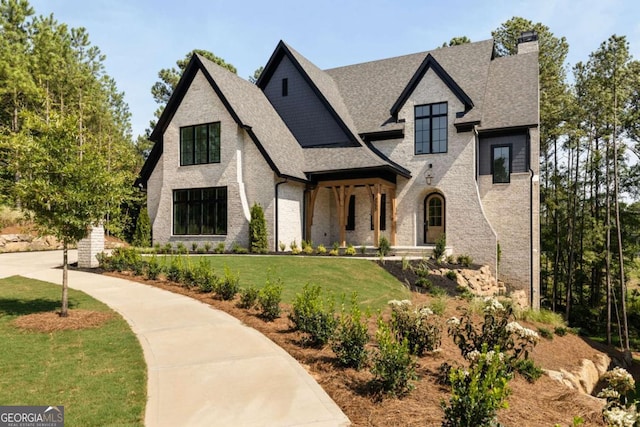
(4, 112), (133, 316)
(132, 206), (151, 248)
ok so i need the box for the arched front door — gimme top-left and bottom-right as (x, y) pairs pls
(424, 193), (445, 244)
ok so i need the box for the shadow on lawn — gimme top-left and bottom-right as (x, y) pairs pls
(0, 298), (75, 316)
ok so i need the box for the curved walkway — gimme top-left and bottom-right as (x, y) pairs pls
(0, 251), (350, 427)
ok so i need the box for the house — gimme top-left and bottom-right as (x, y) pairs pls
(136, 33), (540, 307)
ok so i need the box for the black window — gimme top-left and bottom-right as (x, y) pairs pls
(282, 78), (288, 96)
(180, 122), (220, 166)
(492, 145), (511, 183)
(346, 195), (355, 231)
(415, 102), (447, 154)
(371, 193), (387, 231)
(173, 187), (227, 235)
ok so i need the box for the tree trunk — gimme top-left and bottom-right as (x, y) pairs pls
(61, 242), (69, 317)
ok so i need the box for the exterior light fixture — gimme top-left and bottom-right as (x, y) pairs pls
(425, 163), (433, 185)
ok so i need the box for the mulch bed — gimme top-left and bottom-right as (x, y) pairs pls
(13, 309), (113, 333)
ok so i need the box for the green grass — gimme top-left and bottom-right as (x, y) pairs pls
(0, 276), (146, 426)
(515, 307), (567, 328)
(159, 255), (410, 310)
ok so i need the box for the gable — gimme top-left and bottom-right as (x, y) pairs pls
(262, 54), (355, 147)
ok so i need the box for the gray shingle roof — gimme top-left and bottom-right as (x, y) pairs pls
(197, 54), (307, 181)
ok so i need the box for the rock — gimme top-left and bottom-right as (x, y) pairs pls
(510, 290), (529, 310)
(545, 353), (612, 395)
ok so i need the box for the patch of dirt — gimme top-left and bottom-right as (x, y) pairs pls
(102, 270), (616, 426)
(12, 309), (113, 333)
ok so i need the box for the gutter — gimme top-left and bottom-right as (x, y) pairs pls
(274, 178), (288, 252)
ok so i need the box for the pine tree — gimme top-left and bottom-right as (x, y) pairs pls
(249, 203), (268, 254)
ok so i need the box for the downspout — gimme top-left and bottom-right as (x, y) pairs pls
(274, 178), (288, 252)
(528, 131), (536, 309)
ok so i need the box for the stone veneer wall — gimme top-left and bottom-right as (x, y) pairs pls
(78, 225), (104, 268)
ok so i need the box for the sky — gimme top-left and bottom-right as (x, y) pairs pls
(29, 0), (640, 139)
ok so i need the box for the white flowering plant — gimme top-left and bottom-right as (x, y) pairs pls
(389, 300), (442, 356)
(598, 367), (639, 427)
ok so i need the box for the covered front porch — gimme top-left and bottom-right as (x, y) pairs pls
(304, 177), (397, 248)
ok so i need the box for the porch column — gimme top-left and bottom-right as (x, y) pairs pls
(390, 188), (397, 246)
(332, 185), (353, 247)
(305, 186), (319, 241)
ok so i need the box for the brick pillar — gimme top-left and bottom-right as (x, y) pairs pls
(78, 225), (105, 268)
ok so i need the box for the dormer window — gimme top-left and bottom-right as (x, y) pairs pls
(415, 102), (447, 154)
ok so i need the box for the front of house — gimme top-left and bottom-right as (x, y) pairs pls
(136, 34), (540, 307)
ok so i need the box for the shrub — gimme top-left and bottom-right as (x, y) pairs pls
(445, 270), (457, 281)
(132, 206), (151, 248)
(441, 345), (512, 427)
(174, 242), (186, 254)
(415, 277), (432, 291)
(512, 358), (543, 383)
(332, 241), (340, 251)
(289, 284), (337, 347)
(447, 297), (539, 362)
(153, 242), (161, 253)
(389, 300), (441, 356)
(331, 293), (369, 370)
(344, 244), (356, 256)
(167, 256), (185, 283)
(290, 240), (300, 255)
(109, 247), (144, 274)
(316, 244), (327, 255)
(163, 243), (173, 254)
(204, 242), (212, 253)
(303, 244), (314, 255)
(516, 308), (566, 328)
(191, 242), (198, 252)
(433, 233), (446, 262)
(598, 367), (638, 426)
(446, 255), (456, 264)
(249, 203), (268, 254)
(279, 241), (286, 252)
(191, 258), (217, 292)
(429, 295), (447, 316)
(401, 256), (410, 271)
(258, 278), (283, 321)
(214, 242), (225, 254)
(359, 245), (367, 255)
(371, 318), (416, 397)
(554, 326), (568, 336)
(329, 248), (339, 256)
(457, 254), (473, 267)
(145, 255), (163, 280)
(232, 243), (248, 254)
(238, 286), (259, 309)
(537, 326), (554, 340)
(378, 236), (391, 257)
(216, 266), (240, 300)
(96, 251), (111, 270)
(430, 285), (447, 297)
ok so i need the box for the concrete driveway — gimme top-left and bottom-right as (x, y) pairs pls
(0, 250), (350, 427)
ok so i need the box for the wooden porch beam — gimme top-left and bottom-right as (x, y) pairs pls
(390, 188), (397, 246)
(305, 186), (319, 242)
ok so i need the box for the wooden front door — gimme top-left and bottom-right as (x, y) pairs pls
(424, 194), (445, 244)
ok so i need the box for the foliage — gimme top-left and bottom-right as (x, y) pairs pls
(167, 256), (185, 283)
(289, 283), (337, 347)
(429, 295), (448, 316)
(303, 244), (314, 255)
(132, 206), (151, 247)
(511, 358), (544, 383)
(344, 244), (356, 256)
(145, 255), (163, 280)
(516, 308), (566, 328)
(371, 318), (416, 397)
(331, 293), (370, 370)
(290, 240), (300, 255)
(389, 300), (441, 356)
(447, 298), (539, 361)
(441, 345), (512, 427)
(176, 242), (188, 254)
(537, 326), (554, 340)
(238, 286), (259, 309)
(279, 241), (286, 252)
(433, 234), (446, 262)
(216, 266), (240, 300)
(191, 258), (217, 292)
(249, 203), (268, 254)
(598, 367), (638, 427)
(378, 236), (391, 257)
(456, 254), (473, 267)
(446, 270), (457, 280)
(316, 244), (327, 255)
(232, 242), (248, 254)
(204, 242), (212, 252)
(329, 248), (339, 256)
(258, 277), (283, 321)
(214, 242), (225, 254)
(415, 277), (433, 291)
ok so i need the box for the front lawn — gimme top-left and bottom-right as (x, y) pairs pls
(159, 255), (411, 310)
(0, 276), (146, 426)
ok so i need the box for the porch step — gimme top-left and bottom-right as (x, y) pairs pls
(390, 246), (435, 258)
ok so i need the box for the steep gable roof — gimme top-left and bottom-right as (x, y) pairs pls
(136, 54), (307, 187)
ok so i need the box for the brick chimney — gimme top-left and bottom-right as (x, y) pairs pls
(517, 30), (539, 54)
